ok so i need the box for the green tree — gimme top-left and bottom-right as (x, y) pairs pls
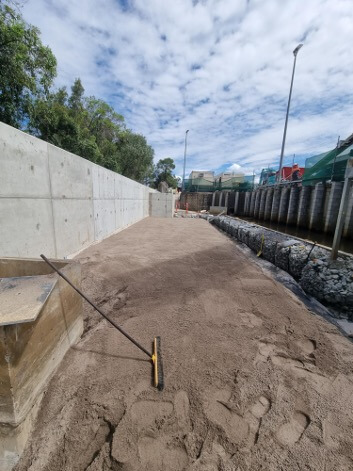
(28, 78), (155, 181)
(68, 78), (84, 114)
(0, 4), (57, 127)
(154, 158), (178, 189)
(27, 87), (79, 151)
(116, 131), (154, 182)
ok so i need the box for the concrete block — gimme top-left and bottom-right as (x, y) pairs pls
(0, 257), (82, 470)
(149, 193), (174, 218)
(53, 199), (95, 257)
(48, 144), (93, 199)
(0, 122), (50, 198)
(0, 198), (56, 258)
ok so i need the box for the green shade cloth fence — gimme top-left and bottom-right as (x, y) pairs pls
(184, 175), (255, 192)
(303, 142), (353, 186)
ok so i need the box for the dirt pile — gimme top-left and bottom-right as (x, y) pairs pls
(15, 218), (353, 470)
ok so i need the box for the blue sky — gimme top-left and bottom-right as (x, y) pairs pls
(22, 0), (353, 178)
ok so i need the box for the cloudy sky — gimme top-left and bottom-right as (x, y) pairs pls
(23, 0), (353, 177)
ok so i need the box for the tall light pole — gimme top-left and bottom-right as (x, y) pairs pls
(182, 130), (189, 191)
(277, 43), (303, 183)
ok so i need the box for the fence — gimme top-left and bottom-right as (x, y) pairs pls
(184, 175), (255, 192)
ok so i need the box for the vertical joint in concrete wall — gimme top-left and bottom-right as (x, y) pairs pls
(297, 185), (312, 228)
(234, 192), (240, 215)
(224, 192), (229, 210)
(211, 191), (216, 207)
(309, 182), (325, 231)
(324, 182), (344, 233)
(254, 190), (261, 218)
(249, 191), (256, 217)
(264, 188), (274, 221)
(243, 192), (251, 216)
(258, 188), (267, 220)
(278, 187), (290, 224)
(237, 192), (245, 216)
(286, 185), (300, 225)
(270, 187), (281, 222)
(343, 181), (353, 238)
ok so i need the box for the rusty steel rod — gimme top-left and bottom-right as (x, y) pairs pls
(40, 254), (152, 358)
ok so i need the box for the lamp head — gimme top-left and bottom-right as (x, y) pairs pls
(186, 130), (189, 133)
(293, 44), (303, 56)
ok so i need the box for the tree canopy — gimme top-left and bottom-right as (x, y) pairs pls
(154, 158), (178, 189)
(0, 5), (156, 184)
(0, 3), (57, 127)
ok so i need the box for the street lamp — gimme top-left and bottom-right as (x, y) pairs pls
(182, 129), (189, 191)
(277, 43), (303, 183)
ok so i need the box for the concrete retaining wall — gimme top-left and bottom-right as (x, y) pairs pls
(149, 193), (175, 217)
(0, 122), (158, 259)
(210, 215), (353, 320)
(231, 183), (353, 239)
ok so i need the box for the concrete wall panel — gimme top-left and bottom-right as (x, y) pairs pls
(93, 199), (117, 241)
(52, 199), (94, 258)
(0, 123), (163, 258)
(48, 144), (93, 199)
(92, 165), (115, 199)
(0, 124), (50, 198)
(0, 198), (55, 258)
(149, 193), (174, 217)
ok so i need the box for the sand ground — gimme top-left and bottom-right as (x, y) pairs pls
(15, 218), (353, 471)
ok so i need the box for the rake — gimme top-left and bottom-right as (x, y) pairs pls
(40, 254), (164, 391)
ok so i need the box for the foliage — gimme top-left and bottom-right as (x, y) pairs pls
(0, 6), (156, 183)
(0, 3), (57, 126)
(154, 158), (178, 189)
(116, 130), (154, 181)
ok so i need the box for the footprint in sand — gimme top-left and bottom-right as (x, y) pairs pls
(245, 395), (272, 446)
(276, 411), (310, 445)
(204, 389), (249, 445)
(138, 436), (188, 471)
(239, 311), (263, 328)
(294, 338), (317, 358)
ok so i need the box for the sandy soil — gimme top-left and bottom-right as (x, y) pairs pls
(15, 218), (353, 471)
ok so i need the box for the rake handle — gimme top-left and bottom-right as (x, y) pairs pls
(40, 254), (152, 359)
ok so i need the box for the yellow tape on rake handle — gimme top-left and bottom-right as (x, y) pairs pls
(40, 254), (164, 390)
(152, 336), (164, 391)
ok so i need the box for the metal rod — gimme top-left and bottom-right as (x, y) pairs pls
(330, 135), (340, 182)
(182, 130), (189, 191)
(277, 44), (303, 183)
(330, 159), (353, 260)
(40, 254), (152, 358)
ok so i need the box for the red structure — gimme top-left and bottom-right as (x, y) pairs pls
(277, 164), (305, 181)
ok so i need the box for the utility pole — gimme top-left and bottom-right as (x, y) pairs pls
(182, 130), (189, 191)
(277, 44), (303, 183)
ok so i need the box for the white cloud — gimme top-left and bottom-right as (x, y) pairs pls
(227, 163), (255, 176)
(22, 0), (353, 175)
